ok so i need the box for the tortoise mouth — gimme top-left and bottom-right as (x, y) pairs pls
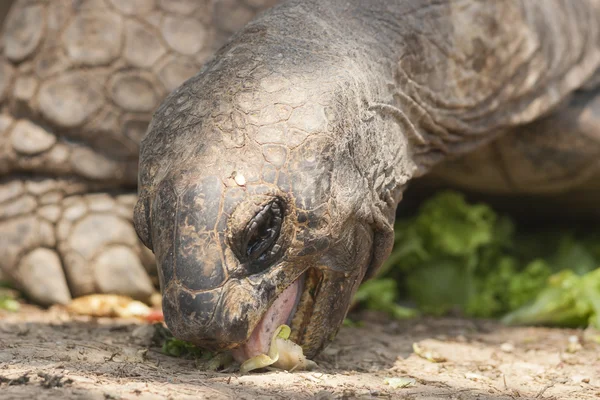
(287, 268), (322, 344)
(230, 272), (307, 363)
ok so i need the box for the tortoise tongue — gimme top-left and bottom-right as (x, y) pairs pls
(231, 279), (301, 363)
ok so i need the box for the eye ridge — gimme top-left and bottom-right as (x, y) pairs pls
(242, 199), (283, 262)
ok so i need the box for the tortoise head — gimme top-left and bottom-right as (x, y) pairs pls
(134, 21), (399, 361)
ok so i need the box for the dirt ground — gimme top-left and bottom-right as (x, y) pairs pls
(0, 305), (598, 400)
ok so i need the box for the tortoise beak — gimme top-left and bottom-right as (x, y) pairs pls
(288, 268), (359, 359)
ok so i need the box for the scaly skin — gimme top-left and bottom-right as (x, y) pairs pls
(135, 0), (600, 358)
(422, 88), (600, 220)
(0, 0), (277, 305)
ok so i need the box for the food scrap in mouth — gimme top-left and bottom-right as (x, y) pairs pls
(240, 324), (317, 373)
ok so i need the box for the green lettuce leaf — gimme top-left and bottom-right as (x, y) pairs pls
(353, 190), (600, 328)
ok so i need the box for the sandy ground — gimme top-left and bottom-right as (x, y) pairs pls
(0, 305), (598, 400)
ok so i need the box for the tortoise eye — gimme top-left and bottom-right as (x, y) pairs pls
(241, 199), (284, 262)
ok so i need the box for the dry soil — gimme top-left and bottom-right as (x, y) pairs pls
(0, 305), (598, 400)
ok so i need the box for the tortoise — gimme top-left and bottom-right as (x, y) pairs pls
(2, 0), (600, 363)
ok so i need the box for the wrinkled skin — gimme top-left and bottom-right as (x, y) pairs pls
(135, 0), (600, 358)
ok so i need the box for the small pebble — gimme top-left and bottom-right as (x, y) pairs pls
(572, 375), (590, 383)
(500, 342), (514, 353)
(384, 377), (416, 388)
(567, 335), (582, 353)
(465, 372), (488, 381)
